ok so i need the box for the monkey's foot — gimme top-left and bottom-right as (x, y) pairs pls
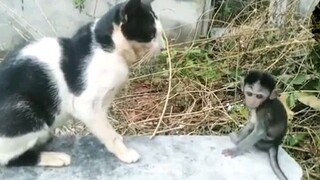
(222, 148), (242, 158)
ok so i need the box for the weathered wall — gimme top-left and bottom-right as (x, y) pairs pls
(0, 0), (318, 51)
(0, 0), (208, 50)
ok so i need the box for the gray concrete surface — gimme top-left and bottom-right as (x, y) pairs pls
(0, 135), (303, 180)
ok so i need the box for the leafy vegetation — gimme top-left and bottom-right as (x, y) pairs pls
(73, 0), (87, 12)
(62, 1), (319, 179)
(114, 1), (319, 179)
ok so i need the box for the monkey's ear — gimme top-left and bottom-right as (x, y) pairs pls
(269, 89), (282, 99)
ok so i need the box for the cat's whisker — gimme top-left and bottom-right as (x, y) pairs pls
(130, 50), (155, 68)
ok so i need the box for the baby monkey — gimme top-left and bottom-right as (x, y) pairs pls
(222, 70), (288, 180)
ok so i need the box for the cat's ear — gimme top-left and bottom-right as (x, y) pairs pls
(123, 0), (142, 16)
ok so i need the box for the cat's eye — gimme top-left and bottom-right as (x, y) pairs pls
(256, 94), (263, 99)
(246, 92), (253, 96)
(150, 31), (156, 39)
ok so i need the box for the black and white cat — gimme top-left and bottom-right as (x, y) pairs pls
(0, 0), (164, 167)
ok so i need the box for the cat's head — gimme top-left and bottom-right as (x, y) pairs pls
(113, 0), (165, 64)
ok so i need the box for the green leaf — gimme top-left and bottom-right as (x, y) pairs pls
(286, 93), (296, 109)
(295, 92), (320, 111)
(186, 49), (201, 55)
(73, 0), (87, 11)
(291, 74), (307, 85)
(279, 94), (294, 120)
(286, 134), (305, 146)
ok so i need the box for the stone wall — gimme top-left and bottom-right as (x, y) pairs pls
(0, 0), (319, 51)
(0, 0), (209, 50)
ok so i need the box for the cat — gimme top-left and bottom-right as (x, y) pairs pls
(0, 0), (165, 167)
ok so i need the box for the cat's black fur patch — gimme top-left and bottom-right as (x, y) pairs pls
(59, 23), (94, 95)
(60, 5), (121, 95)
(6, 150), (40, 167)
(6, 140), (51, 167)
(0, 57), (59, 137)
(121, 0), (157, 43)
(93, 4), (120, 51)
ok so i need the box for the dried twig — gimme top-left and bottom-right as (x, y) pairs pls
(34, 0), (57, 36)
(150, 31), (173, 139)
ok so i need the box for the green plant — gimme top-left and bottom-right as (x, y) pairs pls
(73, 0), (87, 12)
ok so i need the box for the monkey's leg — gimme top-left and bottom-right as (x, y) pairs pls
(223, 125), (265, 157)
(254, 140), (274, 151)
(230, 122), (254, 144)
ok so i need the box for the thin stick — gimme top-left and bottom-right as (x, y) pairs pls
(34, 0), (57, 36)
(0, 1), (44, 37)
(150, 31), (172, 139)
(93, 0), (99, 17)
(211, 92), (237, 124)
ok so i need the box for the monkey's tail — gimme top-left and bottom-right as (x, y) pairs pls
(268, 146), (288, 180)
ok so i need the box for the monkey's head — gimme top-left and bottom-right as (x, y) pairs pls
(240, 70), (281, 109)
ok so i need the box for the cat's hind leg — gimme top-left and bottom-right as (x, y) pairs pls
(0, 97), (71, 167)
(0, 130), (70, 167)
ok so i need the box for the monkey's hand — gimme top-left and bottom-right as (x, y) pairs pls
(229, 132), (239, 144)
(222, 147), (243, 158)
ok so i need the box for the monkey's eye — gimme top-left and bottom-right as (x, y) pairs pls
(256, 94), (263, 99)
(246, 92), (253, 96)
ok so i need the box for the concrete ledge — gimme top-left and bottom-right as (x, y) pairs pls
(0, 136), (303, 180)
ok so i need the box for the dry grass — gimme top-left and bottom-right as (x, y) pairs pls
(57, 1), (318, 179)
(0, 0), (319, 179)
(57, 8), (319, 180)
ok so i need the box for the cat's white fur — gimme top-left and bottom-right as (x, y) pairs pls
(0, 16), (165, 166)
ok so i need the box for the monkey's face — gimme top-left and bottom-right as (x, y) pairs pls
(243, 83), (269, 109)
(244, 91), (267, 109)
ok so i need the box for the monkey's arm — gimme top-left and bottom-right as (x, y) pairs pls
(237, 124), (265, 150)
(230, 122), (254, 144)
(223, 122), (266, 157)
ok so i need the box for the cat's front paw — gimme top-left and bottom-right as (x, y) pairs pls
(115, 133), (123, 141)
(117, 148), (140, 163)
(229, 132), (238, 144)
